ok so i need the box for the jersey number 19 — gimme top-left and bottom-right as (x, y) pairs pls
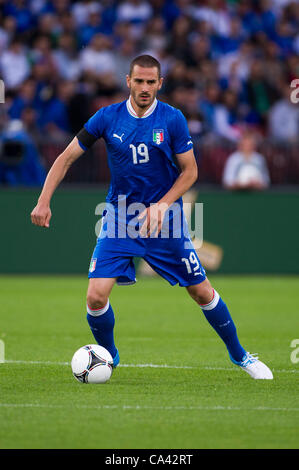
(130, 144), (149, 164)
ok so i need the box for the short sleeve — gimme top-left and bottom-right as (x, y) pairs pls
(84, 107), (106, 139)
(169, 109), (193, 155)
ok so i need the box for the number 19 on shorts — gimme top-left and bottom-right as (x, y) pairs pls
(181, 252), (203, 276)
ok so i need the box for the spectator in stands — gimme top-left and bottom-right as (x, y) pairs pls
(218, 60), (246, 99)
(259, 0), (278, 37)
(38, 80), (75, 136)
(191, 0), (231, 36)
(166, 14), (192, 61)
(0, 37), (30, 89)
(78, 7), (109, 48)
(150, 0), (184, 30)
(79, 33), (117, 89)
(30, 35), (58, 80)
(3, 0), (34, 33)
(182, 87), (204, 137)
(71, 0), (103, 28)
(58, 11), (77, 36)
(262, 40), (286, 90)
(0, 120), (46, 186)
(116, 0), (153, 40)
(246, 59), (279, 126)
(273, 20), (295, 57)
(114, 38), (137, 90)
(187, 34), (211, 67)
(53, 33), (81, 80)
(212, 16), (244, 57)
(197, 58), (218, 89)
(8, 78), (38, 120)
(222, 131), (270, 190)
(285, 54), (299, 82)
(38, 80), (75, 135)
(218, 40), (253, 83)
(214, 90), (242, 142)
(0, 16), (17, 52)
(35, 12), (58, 39)
(141, 15), (168, 55)
(199, 82), (220, 133)
(268, 82), (299, 142)
(163, 60), (193, 95)
(20, 106), (43, 150)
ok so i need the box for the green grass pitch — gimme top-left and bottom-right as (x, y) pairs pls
(0, 275), (298, 449)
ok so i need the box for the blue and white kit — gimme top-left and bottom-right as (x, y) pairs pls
(77, 97), (206, 287)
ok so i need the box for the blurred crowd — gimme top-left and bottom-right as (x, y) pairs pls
(0, 0), (299, 186)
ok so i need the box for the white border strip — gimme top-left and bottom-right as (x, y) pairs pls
(3, 360), (298, 373)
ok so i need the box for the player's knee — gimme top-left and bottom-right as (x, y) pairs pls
(187, 281), (214, 305)
(86, 289), (108, 310)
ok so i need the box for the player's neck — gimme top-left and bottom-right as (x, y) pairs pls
(129, 95), (156, 118)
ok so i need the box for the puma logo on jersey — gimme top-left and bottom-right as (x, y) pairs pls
(187, 140), (193, 145)
(113, 133), (124, 142)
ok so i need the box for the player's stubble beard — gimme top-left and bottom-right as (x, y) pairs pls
(130, 88), (157, 110)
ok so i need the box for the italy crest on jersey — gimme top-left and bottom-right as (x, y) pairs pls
(153, 129), (164, 145)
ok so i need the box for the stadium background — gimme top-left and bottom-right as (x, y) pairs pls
(0, 0), (299, 275)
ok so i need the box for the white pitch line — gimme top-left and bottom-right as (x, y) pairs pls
(3, 360), (299, 374)
(120, 363), (195, 369)
(5, 360), (70, 366)
(0, 403), (298, 412)
(4, 360), (194, 369)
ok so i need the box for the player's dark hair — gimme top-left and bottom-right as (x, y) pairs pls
(129, 55), (161, 78)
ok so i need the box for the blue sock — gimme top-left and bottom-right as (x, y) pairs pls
(200, 290), (246, 362)
(86, 301), (117, 359)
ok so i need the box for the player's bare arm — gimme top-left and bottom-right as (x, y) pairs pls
(31, 137), (84, 228)
(159, 148), (198, 206)
(139, 148), (198, 237)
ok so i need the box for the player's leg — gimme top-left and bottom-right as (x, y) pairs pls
(146, 234), (247, 366)
(145, 242), (245, 362)
(87, 277), (116, 310)
(186, 279), (246, 363)
(86, 277), (119, 366)
(144, 235), (272, 379)
(186, 280), (273, 379)
(143, 237), (247, 361)
(86, 233), (138, 368)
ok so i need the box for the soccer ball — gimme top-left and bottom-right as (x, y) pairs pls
(71, 344), (113, 384)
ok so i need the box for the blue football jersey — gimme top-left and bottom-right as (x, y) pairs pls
(79, 98), (193, 208)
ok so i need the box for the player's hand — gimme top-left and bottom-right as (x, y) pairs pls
(31, 203), (52, 228)
(138, 203), (169, 238)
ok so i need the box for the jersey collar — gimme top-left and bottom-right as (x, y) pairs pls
(126, 96), (158, 119)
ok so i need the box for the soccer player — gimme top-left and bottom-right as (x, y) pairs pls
(31, 55), (273, 380)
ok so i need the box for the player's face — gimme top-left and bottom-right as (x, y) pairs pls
(127, 65), (163, 109)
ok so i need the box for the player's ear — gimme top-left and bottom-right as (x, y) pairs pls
(158, 77), (163, 90)
(126, 74), (131, 89)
